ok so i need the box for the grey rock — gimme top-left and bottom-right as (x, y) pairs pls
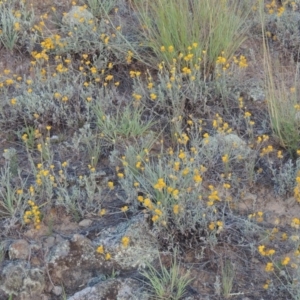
(95, 214), (159, 270)
(9, 239), (30, 260)
(43, 236), (55, 249)
(47, 239), (70, 264)
(0, 261), (45, 297)
(79, 219), (93, 227)
(208, 133), (252, 156)
(52, 285), (63, 296)
(68, 278), (149, 300)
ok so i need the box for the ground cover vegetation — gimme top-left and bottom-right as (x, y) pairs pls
(1, 0), (300, 299)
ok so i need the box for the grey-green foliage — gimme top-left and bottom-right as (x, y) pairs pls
(272, 159), (298, 196)
(87, 0), (116, 18)
(267, 9), (300, 60)
(0, 243), (4, 264)
(0, 1), (34, 51)
(0, 160), (25, 218)
(0, 69), (83, 131)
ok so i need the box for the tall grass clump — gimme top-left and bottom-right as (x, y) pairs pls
(264, 58), (300, 154)
(140, 250), (192, 300)
(260, 3), (300, 154)
(132, 0), (251, 71)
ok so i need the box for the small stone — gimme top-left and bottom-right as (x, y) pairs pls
(30, 242), (41, 252)
(43, 236), (55, 248)
(9, 239), (30, 260)
(79, 219), (93, 227)
(31, 256), (42, 266)
(52, 285), (63, 296)
(50, 135), (59, 142)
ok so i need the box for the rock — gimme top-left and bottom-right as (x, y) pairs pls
(207, 133), (253, 157)
(248, 85), (265, 102)
(0, 261), (45, 297)
(46, 215), (158, 294)
(68, 278), (149, 300)
(24, 224), (49, 239)
(222, 133), (248, 150)
(79, 219), (93, 227)
(47, 238), (70, 264)
(62, 6), (94, 26)
(43, 236), (55, 249)
(52, 285), (63, 296)
(95, 214), (159, 270)
(47, 235), (103, 291)
(9, 239), (30, 260)
(50, 135), (59, 142)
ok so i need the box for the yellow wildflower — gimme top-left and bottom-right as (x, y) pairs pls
(173, 204), (179, 214)
(265, 262), (274, 272)
(282, 256), (290, 266)
(121, 236), (130, 248)
(107, 181), (114, 189)
(96, 245), (104, 254)
(121, 206), (128, 212)
(154, 178), (166, 191)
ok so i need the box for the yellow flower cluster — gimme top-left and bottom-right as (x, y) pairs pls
(107, 181), (114, 189)
(177, 133), (189, 145)
(121, 236), (130, 248)
(265, 262), (274, 272)
(256, 135), (269, 144)
(222, 154), (229, 164)
(126, 51), (133, 64)
(291, 217), (300, 229)
(96, 245), (111, 260)
(137, 195), (164, 223)
(193, 169), (203, 185)
(248, 211), (264, 222)
(216, 53), (230, 71)
(263, 279), (271, 289)
(129, 70), (141, 78)
(207, 185), (220, 206)
(265, 0), (286, 16)
(100, 33), (110, 45)
(31, 50), (49, 62)
(212, 114), (232, 134)
(281, 256), (290, 266)
(258, 245), (276, 256)
(233, 55), (248, 68)
(153, 178), (166, 191)
(260, 145), (273, 157)
(294, 172), (300, 203)
(238, 96), (244, 109)
(99, 209), (106, 216)
(171, 204), (178, 214)
(35, 165), (55, 186)
(208, 220), (223, 232)
(23, 200), (41, 229)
